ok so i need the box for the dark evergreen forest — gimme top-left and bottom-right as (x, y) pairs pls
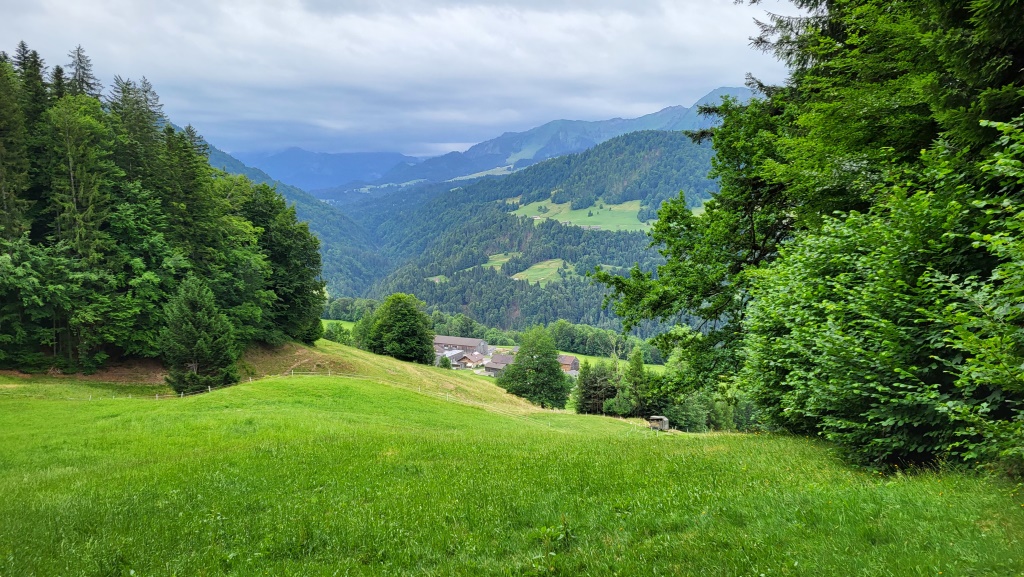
(0, 42), (325, 372)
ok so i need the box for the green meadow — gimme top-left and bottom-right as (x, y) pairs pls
(513, 199), (652, 232)
(482, 252), (522, 270)
(511, 259), (573, 286)
(1, 342), (1022, 575)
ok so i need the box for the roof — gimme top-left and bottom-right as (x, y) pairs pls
(466, 352), (485, 363)
(558, 355), (578, 364)
(443, 349), (465, 359)
(484, 362), (505, 371)
(489, 354), (515, 366)
(434, 335), (487, 347)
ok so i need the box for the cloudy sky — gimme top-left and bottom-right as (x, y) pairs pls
(2, 0), (792, 156)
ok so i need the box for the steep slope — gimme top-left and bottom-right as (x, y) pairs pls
(206, 146), (389, 297)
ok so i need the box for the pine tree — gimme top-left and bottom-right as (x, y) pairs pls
(49, 65), (67, 100)
(66, 45), (102, 98)
(161, 275), (238, 394)
(0, 61), (29, 239)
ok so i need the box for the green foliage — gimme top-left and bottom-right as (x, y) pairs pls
(365, 293), (435, 364)
(742, 124), (1024, 466)
(321, 322), (351, 346)
(438, 355), (452, 369)
(161, 275), (238, 394)
(0, 41), (327, 374)
(498, 326), (569, 408)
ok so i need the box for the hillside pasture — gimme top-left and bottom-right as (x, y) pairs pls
(512, 199), (652, 232)
(511, 259), (573, 286)
(481, 252), (522, 270)
(1, 343), (1022, 576)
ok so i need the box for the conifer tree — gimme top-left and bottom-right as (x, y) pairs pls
(0, 61), (29, 239)
(49, 65), (66, 100)
(66, 45), (101, 98)
(161, 275), (238, 394)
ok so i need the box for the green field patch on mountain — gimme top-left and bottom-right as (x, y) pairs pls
(513, 199), (652, 232)
(482, 252), (522, 269)
(511, 259), (574, 286)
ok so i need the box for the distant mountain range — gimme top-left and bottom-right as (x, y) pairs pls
(240, 86), (751, 200)
(233, 149), (420, 193)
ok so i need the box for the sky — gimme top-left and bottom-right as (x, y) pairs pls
(2, 0), (792, 157)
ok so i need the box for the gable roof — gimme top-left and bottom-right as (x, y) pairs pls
(489, 354), (516, 366)
(558, 355), (578, 364)
(434, 335), (486, 347)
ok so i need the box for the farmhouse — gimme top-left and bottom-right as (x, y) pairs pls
(484, 354), (516, 377)
(434, 335), (489, 355)
(558, 355), (580, 373)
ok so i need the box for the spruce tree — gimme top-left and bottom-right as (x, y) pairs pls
(66, 45), (102, 98)
(161, 275), (239, 394)
(0, 61), (29, 239)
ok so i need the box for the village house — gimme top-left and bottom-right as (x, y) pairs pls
(558, 355), (580, 373)
(434, 335), (489, 355)
(484, 354), (516, 377)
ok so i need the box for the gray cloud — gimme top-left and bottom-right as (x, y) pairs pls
(1, 0), (792, 155)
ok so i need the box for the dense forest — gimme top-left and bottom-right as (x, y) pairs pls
(0, 42), (325, 372)
(597, 0), (1024, 471)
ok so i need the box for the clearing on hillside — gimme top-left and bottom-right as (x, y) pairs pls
(512, 199), (652, 232)
(511, 258), (573, 286)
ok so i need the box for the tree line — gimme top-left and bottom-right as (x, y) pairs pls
(597, 0), (1024, 472)
(0, 42), (325, 382)
(323, 296), (664, 363)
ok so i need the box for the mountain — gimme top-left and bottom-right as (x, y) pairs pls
(205, 146), (389, 298)
(363, 86), (749, 189)
(336, 129), (714, 332)
(234, 148), (419, 192)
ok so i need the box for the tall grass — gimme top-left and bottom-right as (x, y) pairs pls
(1, 366), (1022, 575)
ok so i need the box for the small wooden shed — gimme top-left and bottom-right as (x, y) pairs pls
(648, 416), (670, 431)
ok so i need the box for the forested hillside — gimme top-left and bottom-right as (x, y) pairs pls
(0, 43), (325, 372)
(596, 0), (1024, 471)
(337, 128), (718, 331)
(206, 145), (387, 297)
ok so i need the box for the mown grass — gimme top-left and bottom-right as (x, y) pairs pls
(512, 199), (652, 232)
(511, 259), (573, 286)
(482, 252), (522, 270)
(1, 344), (1022, 576)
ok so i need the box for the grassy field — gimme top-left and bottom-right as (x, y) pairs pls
(512, 199), (652, 232)
(481, 252), (521, 270)
(511, 259), (573, 286)
(561, 351), (665, 374)
(1, 342), (1022, 575)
